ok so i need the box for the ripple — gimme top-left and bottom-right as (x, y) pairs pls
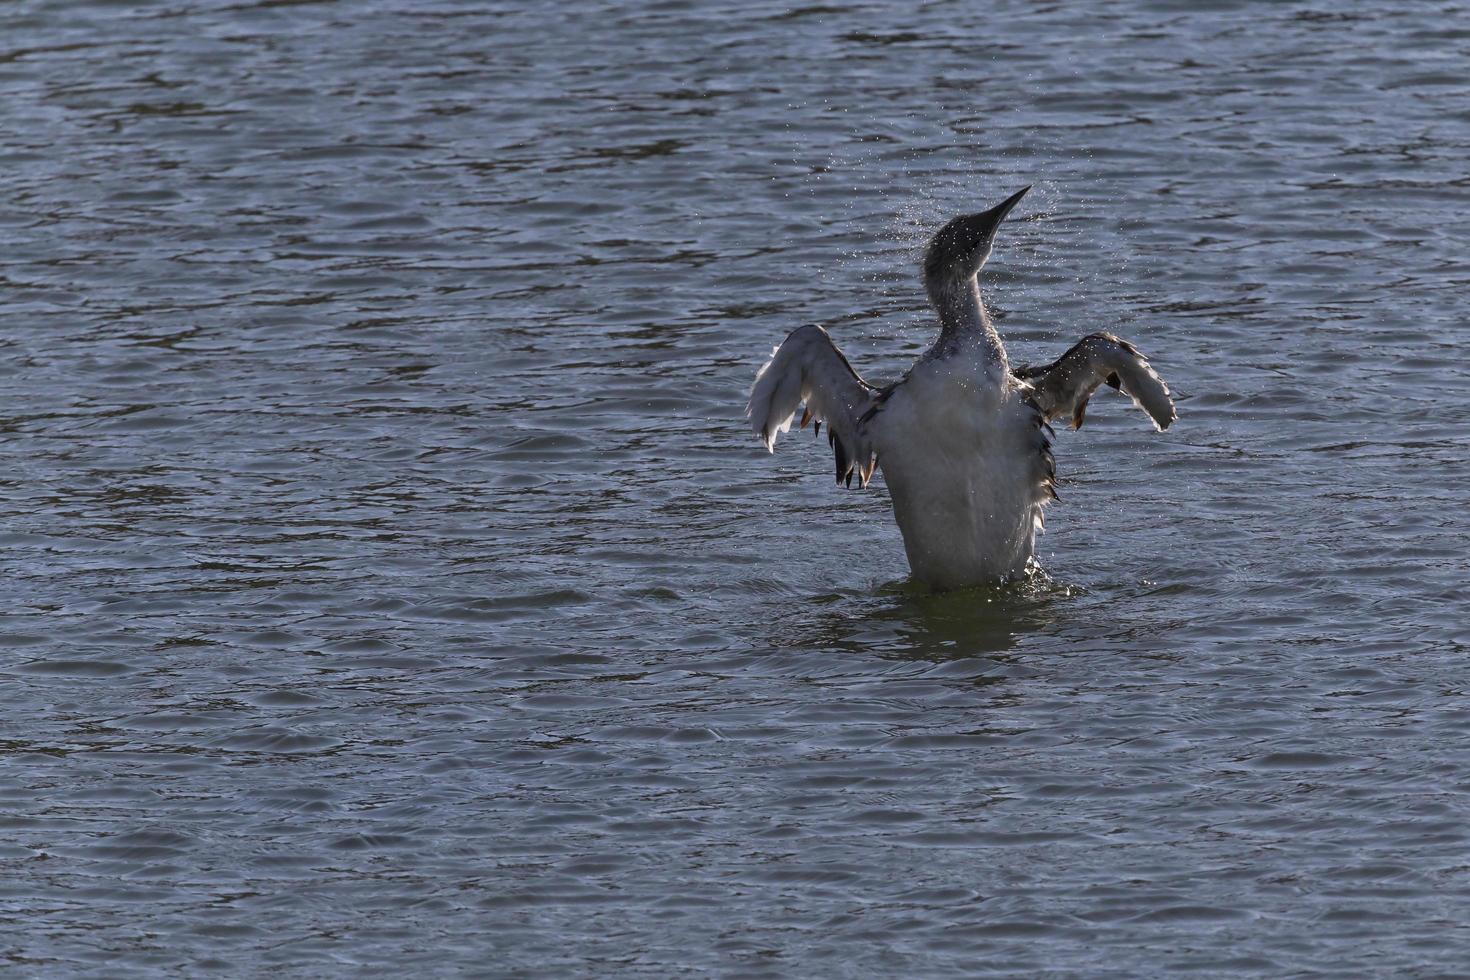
(10, 659), (135, 677)
(2, 0), (1467, 974)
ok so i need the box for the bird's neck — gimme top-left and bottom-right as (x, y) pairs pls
(931, 275), (1008, 372)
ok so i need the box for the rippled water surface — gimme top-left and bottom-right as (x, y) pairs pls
(4, 0), (1470, 974)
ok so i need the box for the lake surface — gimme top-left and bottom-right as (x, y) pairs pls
(3, 0), (1469, 974)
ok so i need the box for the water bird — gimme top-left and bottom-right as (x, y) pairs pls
(746, 187), (1176, 590)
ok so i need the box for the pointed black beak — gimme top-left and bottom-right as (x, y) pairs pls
(923, 185), (1033, 285)
(955, 185), (1031, 243)
(989, 185), (1031, 226)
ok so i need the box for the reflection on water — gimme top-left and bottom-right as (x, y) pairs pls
(780, 576), (1067, 663)
(3, 0), (1470, 974)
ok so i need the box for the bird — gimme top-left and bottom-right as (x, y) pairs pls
(745, 186), (1177, 590)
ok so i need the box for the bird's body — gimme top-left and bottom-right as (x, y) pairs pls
(871, 349), (1051, 587)
(747, 187), (1176, 590)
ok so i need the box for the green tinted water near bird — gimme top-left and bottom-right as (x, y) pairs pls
(2, 1), (1468, 974)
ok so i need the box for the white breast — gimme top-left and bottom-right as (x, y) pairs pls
(870, 356), (1050, 589)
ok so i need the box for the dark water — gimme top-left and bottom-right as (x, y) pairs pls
(4, 0), (1469, 974)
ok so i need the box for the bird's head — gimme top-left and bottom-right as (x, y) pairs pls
(922, 185), (1030, 290)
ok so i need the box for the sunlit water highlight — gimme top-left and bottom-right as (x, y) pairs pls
(2, 0), (1469, 974)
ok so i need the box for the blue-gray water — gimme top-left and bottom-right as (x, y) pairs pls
(3, 0), (1469, 975)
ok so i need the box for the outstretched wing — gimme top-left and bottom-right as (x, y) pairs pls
(747, 324), (879, 487)
(1015, 332), (1176, 432)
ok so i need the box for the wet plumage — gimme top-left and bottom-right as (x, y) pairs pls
(746, 187), (1176, 590)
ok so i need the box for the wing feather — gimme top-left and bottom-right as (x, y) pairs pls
(746, 324), (878, 487)
(1016, 332), (1176, 432)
